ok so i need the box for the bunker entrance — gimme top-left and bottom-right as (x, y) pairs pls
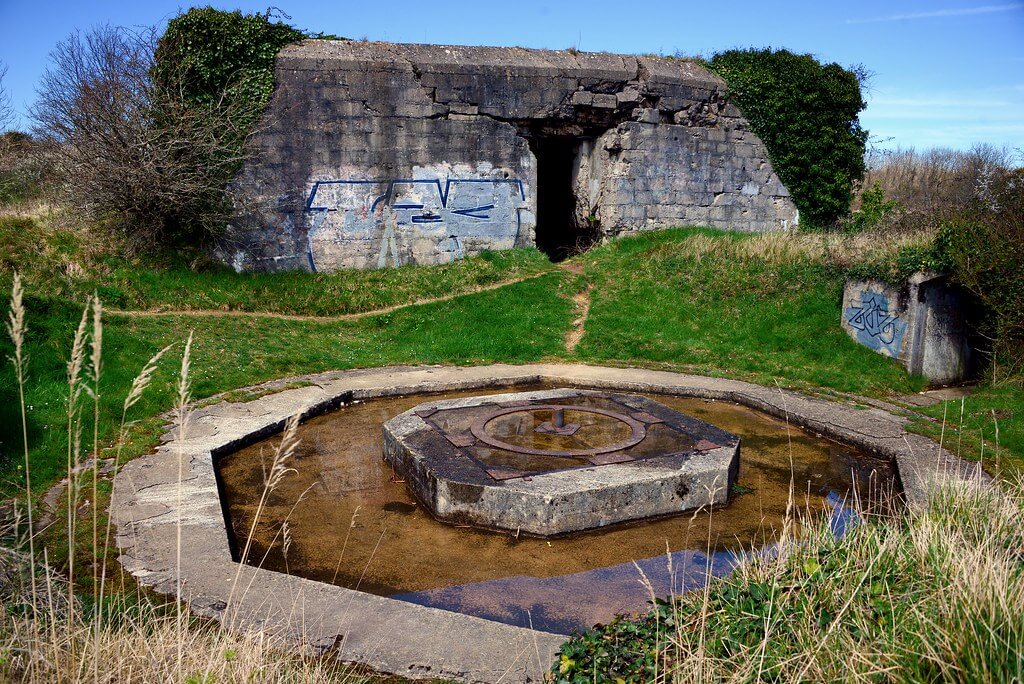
(529, 136), (595, 262)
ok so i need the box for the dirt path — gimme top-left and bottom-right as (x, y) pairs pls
(559, 259), (591, 353)
(564, 284), (592, 352)
(104, 270), (554, 323)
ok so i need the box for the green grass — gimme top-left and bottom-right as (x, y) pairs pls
(911, 383), (1024, 474)
(0, 213), (553, 316)
(573, 228), (926, 395)
(7, 221), (1024, 493)
(7, 222), (1022, 495)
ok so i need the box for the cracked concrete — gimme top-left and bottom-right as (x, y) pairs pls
(226, 41), (797, 272)
(112, 364), (988, 682)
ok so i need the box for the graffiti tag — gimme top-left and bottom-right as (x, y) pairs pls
(844, 290), (908, 359)
(302, 177), (526, 270)
(846, 292), (900, 344)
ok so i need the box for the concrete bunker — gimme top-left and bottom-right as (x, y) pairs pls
(226, 41), (800, 272)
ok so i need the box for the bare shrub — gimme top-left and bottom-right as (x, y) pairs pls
(861, 144), (1018, 217)
(0, 132), (52, 206)
(0, 62), (13, 131)
(31, 25), (252, 246)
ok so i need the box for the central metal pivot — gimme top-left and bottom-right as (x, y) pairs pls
(535, 406), (582, 436)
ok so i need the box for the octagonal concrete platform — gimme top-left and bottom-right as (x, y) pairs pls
(384, 388), (739, 535)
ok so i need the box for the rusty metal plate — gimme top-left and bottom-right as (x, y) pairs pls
(445, 431), (477, 448)
(486, 467), (526, 481)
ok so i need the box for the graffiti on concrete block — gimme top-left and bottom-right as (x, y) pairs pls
(303, 177), (526, 270)
(845, 291), (907, 358)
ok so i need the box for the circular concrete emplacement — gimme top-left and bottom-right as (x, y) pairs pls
(383, 388), (740, 535)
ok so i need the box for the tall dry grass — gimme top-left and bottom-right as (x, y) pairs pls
(860, 144), (1019, 216)
(641, 227), (935, 272)
(652, 476), (1024, 682)
(0, 280), (361, 683)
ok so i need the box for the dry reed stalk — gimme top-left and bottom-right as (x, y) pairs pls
(63, 296), (91, 662)
(6, 274), (38, 637)
(86, 297), (101, 684)
(174, 330), (193, 681)
(94, 342), (174, 668)
(223, 410), (301, 625)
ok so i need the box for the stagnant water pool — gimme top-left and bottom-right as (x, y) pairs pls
(215, 386), (898, 634)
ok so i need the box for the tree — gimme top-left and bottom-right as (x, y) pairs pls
(0, 62), (14, 132)
(31, 24), (257, 244)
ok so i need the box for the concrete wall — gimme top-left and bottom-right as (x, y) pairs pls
(226, 41), (798, 272)
(842, 274), (972, 385)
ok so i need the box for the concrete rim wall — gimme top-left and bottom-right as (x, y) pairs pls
(112, 364), (987, 683)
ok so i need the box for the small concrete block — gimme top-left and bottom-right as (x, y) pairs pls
(593, 93), (618, 108)
(616, 87), (641, 104)
(571, 91), (593, 106)
(635, 107), (661, 124)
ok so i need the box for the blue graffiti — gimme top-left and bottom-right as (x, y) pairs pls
(845, 291), (907, 358)
(302, 177), (526, 270)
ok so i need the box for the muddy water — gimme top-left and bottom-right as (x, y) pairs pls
(216, 386), (897, 634)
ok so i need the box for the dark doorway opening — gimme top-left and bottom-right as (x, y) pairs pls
(529, 136), (592, 262)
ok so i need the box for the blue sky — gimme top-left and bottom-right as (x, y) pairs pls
(1, 0), (1022, 153)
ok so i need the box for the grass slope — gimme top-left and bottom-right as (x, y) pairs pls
(2, 216), (1023, 683)
(574, 229), (925, 394)
(0, 213), (552, 316)
(1, 271), (573, 492)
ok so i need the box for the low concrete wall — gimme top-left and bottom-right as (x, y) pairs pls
(842, 273), (972, 385)
(112, 364), (986, 682)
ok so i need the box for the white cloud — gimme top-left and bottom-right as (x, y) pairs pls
(848, 3), (1024, 24)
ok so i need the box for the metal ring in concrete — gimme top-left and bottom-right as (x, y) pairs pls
(111, 363), (988, 683)
(470, 403), (647, 457)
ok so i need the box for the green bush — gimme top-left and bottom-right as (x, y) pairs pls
(844, 181), (901, 233)
(935, 169), (1024, 373)
(152, 7), (308, 137)
(708, 48), (868, 229)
